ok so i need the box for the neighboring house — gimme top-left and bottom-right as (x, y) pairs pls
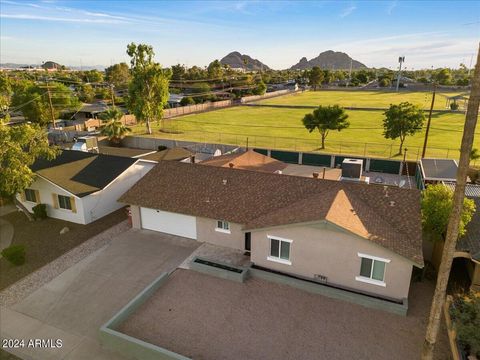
(200, 149), (287, 173)
(419, 158), (459, 186)
(17, 150), (155, 224)
(119, 161), (424, 303)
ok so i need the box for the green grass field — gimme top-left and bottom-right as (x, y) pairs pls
(258, 90), (463, 110)
(130, 104), (475, 160)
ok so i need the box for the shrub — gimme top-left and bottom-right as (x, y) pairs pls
(450, 293), (480, 357)
(180, 96), (195, 106)
(450, 102), (459, 110)
(157, 145), (167, 151)
(32, 203), (47, 220)
(1, 245), (26, 266)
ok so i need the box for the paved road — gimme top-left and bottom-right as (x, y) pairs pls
(0, 229), (200, 360)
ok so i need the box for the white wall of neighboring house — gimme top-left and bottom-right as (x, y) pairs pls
(16, 161), (156, 225)
(16, 176), (86, 224)
(140, 208), (197, 239)
(82, 162), (155, 223)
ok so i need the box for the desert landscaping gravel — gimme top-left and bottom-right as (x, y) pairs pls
(119, 269), (450, 360)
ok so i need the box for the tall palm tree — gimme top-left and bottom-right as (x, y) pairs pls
(422, 43), (480, 360)
(100, 106), (131, 146)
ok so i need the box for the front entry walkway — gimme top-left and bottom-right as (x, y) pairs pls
(0, 229), (199, 360)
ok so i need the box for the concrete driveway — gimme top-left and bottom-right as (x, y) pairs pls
(0, 229), (199, 360)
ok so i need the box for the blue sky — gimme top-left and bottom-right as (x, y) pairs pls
(1, 0), (479, 69)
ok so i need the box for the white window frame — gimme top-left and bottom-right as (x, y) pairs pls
(267, 235), (292, 265)
(355, 253), (390, 287)
(57, 194), (72, 211)
(24, 188), (37, 203)
(215, 220), (230, 234)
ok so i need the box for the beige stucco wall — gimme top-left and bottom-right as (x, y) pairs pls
(196, 217), (244, 250)
(250, 222), (414, 301)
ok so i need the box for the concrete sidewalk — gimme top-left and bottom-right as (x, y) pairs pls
(0, 229), (199, 360)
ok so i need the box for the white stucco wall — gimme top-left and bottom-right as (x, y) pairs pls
(16, 176), (86, 224)
(82, 162), (154, 223)
(16, 161), (155, 225)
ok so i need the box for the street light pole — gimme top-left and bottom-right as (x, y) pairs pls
(421, 82), (437, 158)
(396, 56), (405, 92)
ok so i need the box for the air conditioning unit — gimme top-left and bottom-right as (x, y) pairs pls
(341, 158), (363, 179)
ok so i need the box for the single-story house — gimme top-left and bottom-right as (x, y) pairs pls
(119, 161), (424, 303)
(200, 149), (287, 173)
(17, 150), (155, 224)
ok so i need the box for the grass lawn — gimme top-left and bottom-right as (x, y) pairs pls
(258, 89), (463, 110)
(131, 104), (475, 160)
(0, 208), (127, 291)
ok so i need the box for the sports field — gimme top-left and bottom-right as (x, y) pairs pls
(258, 90), (462, 110)
(130, 90), (474, 160)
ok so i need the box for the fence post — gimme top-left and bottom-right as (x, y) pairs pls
(446, 148), (450, 158)
(364, 143), (367, 157)
(389, 144), (393, 158)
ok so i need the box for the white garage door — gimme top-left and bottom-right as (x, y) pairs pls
(140, 208), (197, 239)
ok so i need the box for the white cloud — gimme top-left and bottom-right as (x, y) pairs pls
(1, 13), (128, 24)
(387, 1), (398, 15)
(340, 4), (356, 18)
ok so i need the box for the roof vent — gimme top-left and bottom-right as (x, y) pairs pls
(383, 186), (389, 197)
(389, 200), (396, 207)
(313, 172), (319, 178)
(222, 179), (227, 185)
(228, 162), (234, 168)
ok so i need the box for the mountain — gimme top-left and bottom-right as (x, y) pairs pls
(290, 50), (367, 70)
(220, 51), (270, 71)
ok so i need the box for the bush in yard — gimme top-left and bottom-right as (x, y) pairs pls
(450, 102), (459, 110)
(32, 203), (47, 220)
(1, 245), (26, 266)
(450, 292), (480, 357)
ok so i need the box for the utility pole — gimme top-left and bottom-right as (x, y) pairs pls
(46, 80), (56, 129)
(421, 82), (437, 158)
(110, 84), (115, 107)
(422, 43), (480, 360)
(396, 56), (405, 92)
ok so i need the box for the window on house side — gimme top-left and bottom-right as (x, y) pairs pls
(24, 189), (37, 203)
(359, 257), (386, 282)
(216, 220), (230, 231)
(270, 238), (290, 261)
(58, 195), (72, 210)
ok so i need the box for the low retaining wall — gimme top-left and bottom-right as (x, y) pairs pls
(190, 257), (249, 283)
(99, 272), (190, 360)
(248, 267), (409, 316)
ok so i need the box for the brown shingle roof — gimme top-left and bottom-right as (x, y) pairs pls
(200, 150), (287, 173)
(119, 161), (423, 266)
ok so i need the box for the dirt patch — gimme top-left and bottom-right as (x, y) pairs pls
(119, 269), (450, 360)
(0, 208), (127, 291)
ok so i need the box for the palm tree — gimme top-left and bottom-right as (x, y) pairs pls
(421, 44), (480, 359)
(100, 106), (131, 146)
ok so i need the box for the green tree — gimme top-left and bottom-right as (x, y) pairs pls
(421, 184), (475, 242)
(78, 84), (95, 103)
(0, 123), (58, 197)
(105, 62), (131, 88)
(308, 66), (323, 90)
(382, 102), (425, 155)
(82, 69), (104, 83)
(379, 78), (391, 87)
(0, 73), (12, 116)
(171, 64), (186, 80)
(190, 82), (211, 103)
(126, 43), (171, 134)
(11, 81), (80, 127)
(180, 96), (195, 106)
(100, 107), (131, 146)
(207, 60), (224, 79)
(435, 68), (453, 85)
(253, 80), (267, 95)
(302, 105), (350, 149)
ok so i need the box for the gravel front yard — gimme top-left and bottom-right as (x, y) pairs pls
(119, 269), (450, 360)
(0, 208), (127, 291)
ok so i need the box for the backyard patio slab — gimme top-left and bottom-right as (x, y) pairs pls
(119, 269), (450, 360)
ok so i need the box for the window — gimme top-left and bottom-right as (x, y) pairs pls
(355, 253), (390, 286)
(267, 236), (292, 265)
(24, 189), (37, 203)
(58, 195), (72, 210)
(215, 220), (230, 233)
